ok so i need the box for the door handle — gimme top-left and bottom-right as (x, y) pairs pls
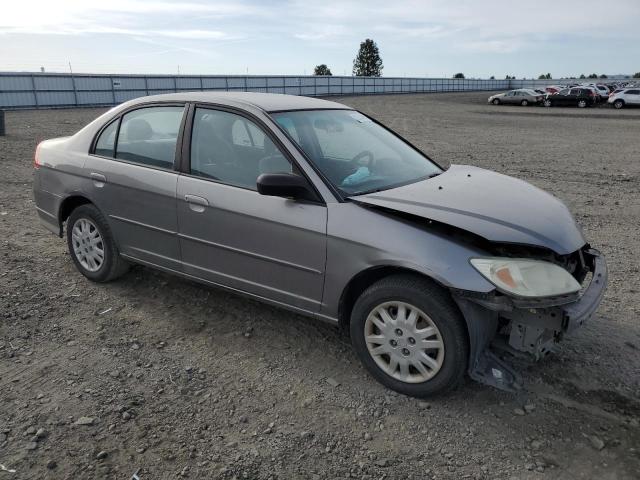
(184, 194), (209, 213)
(90, 172), (106, 187)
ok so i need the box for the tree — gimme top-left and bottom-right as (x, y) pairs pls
(579, 74), (586, 79)
(538, 74), (546, 79)
(587, 73), (598, 79)
(489, 76), (495, 80)
(352, 39), (383, 76)
(633, 72), (640, 78)
(599, 74), (608, 79)
(505, 75), (515, 80)
(453, 73), (465, 79)
(539, 73), (552, 79)
(313, 64), (332, 76)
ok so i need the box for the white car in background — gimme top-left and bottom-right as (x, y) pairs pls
(608, 88), (640, 109)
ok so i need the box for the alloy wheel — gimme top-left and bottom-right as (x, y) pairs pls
(71, 218), (105, 272)
(364, 301), (445, 384)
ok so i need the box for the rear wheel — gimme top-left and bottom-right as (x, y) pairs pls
(66, 204), (129, 282)
(577, 99), (587, 108)
(520, 99), (529, 106)
(613, 99), (624, 109)
(350, 274), (468, 397)
(544, 99), (552, 107)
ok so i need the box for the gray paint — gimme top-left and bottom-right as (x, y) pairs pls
(32, 92), (606, 392)
(352, 165), (586, 255)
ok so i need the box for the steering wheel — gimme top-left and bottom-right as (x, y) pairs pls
(351, 150), (375, 169)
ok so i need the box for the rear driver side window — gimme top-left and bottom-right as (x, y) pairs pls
(116, 106), (184, 169)
(95, 120), (118, 157)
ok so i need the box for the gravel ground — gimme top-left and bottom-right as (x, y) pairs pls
(1, 92), (639, 479)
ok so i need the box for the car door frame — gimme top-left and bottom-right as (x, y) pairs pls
(174, 101), (330, 316)
(84, 101), (189, 270)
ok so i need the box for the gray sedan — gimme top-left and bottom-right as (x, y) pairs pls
(488, 89), (545, 106)
(33, 92), (607, 397)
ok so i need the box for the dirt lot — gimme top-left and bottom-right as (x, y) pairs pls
(1, 92), (639, 479)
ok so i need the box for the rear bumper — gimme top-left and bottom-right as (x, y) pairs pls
(33, 186), (62, 236)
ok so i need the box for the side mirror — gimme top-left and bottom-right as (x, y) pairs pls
(256, 173), (316, 201)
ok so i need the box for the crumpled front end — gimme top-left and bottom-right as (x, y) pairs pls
(451, 247), (607, 391)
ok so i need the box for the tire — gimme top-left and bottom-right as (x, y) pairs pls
(520, 99), (529, 106)
(544, 99), (552, 107)
(492, 98), (500, 105)
(577, 99), (587, 108)
(66, 204), (129, 282)
(350, 274), (468, 397)
(613, 99), (624, 109)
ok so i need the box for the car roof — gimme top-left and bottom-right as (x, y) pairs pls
(123, 91), (351, 113)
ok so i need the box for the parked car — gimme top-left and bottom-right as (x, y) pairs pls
(608, 88), (640, 108)
(545, 86), (563, 94)
(33, 92), (607, 397)
(488, 89), (544, 106)
(544, 87), (598, 107)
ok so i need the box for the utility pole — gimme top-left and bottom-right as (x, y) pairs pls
(68, 61), (73, 74)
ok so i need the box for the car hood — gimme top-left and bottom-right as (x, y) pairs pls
(349, 165), (586, 255)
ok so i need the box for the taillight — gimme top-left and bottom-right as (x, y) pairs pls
(34, 142), (42, 169)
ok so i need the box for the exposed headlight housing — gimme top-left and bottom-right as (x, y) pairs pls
(470, 258), (581, 298)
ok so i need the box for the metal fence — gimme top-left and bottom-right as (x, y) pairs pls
(0, 72), (513, 109)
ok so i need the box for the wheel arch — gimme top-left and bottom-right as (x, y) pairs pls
(337, 265), (462, 333)
(57, 194), (94, 237)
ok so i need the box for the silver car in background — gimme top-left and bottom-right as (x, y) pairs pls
(488, 89), (544, 106)
(33, 92), (607, 397)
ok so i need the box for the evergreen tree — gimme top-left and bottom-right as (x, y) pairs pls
(352, 39), (383, 76)
(313, 64), (332, 76)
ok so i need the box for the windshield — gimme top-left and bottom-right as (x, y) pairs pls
(271, 109), (441, 195)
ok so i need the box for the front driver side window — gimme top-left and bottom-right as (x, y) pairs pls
(190, 108), (292, 190)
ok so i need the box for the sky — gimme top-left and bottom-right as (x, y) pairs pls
(1, 0), (638, 78)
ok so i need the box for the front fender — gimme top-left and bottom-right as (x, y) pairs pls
(322, 202), (495, 319)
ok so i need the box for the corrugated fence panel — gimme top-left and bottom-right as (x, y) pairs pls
(77, 91), (113, 105)
(74, 76), (112, 90)
(34, 76), (74, 91)
(0, 91), (36, 107)
(0, 76), (34, 91)
(0, 72), (524, 109)
(176, 77), (201, 89)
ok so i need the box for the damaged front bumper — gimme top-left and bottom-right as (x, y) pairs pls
(452, 248), (608, 391)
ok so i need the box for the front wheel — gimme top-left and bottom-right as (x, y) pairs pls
(350, 275), (468, 397)
(66, 204), (129, 282)
(520, 99), (529, 106)
(544, 99), (552, 107)
(613, 99), (624, 109)
(492, 98), (500, 105)
(577, 99), (587, 108)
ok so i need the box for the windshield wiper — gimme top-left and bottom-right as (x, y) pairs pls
(428, 171), (442, 178)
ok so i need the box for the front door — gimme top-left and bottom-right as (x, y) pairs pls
(176, 107), (327, 313)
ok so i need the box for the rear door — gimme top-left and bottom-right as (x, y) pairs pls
(503, 91), (517, 104)
(176, 106), (327, 313)
(625, 89), (640, 104)
(84, 104), (186, 271)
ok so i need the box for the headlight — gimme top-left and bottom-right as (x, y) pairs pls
(470, 258), (581, 298)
